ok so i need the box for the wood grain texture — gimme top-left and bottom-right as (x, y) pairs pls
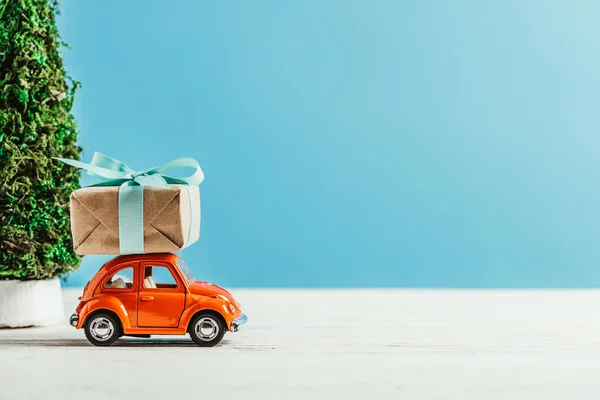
(1, 288), (599, 399)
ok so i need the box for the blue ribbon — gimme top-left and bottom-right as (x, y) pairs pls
(54, 152), (203, 254)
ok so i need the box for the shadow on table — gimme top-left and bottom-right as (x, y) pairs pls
(0, 338), (232, 348)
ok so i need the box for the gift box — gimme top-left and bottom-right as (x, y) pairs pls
(70, 184), (200, 255)
(55, 152), (204, 255)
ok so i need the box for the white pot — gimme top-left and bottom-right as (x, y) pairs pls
(0, 278), (64, 328)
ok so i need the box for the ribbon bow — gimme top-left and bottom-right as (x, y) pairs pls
(55, 152), (203, 255)
(54, 152), (204, 189)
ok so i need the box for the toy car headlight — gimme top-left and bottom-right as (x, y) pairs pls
(229, 304), (235, 313)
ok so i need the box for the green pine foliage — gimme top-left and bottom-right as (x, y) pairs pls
(0, 0), (82, 280)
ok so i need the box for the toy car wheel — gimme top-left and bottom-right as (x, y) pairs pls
(189, 313), (226, 347)
(84, 313), (120, 346)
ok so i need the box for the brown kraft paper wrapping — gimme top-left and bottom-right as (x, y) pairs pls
(69, 184), (200, 255)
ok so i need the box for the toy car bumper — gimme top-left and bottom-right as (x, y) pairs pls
(69, 312), (79, 327)
(231, 313), (247, 332)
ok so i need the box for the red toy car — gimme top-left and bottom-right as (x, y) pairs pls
(69, 253), (247, 347)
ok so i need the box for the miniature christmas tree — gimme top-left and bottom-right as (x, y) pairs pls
(0, 0), (82, 280)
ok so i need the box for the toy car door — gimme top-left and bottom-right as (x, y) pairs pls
(137, 261), (185, 327)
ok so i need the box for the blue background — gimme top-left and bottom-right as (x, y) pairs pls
(58, 0), (600, 288)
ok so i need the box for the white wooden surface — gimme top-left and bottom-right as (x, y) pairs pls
(1, 288), (600, 399)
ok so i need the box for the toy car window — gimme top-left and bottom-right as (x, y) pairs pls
(104, 267), (134, 289)
(143, 266), (177, 289)
(176, 258), (194, 282)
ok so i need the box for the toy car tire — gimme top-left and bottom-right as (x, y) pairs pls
(84, 312), (121, 346)
(188, 312), (226, 347)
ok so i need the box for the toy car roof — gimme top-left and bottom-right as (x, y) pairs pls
(101, 253), (181, 269)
